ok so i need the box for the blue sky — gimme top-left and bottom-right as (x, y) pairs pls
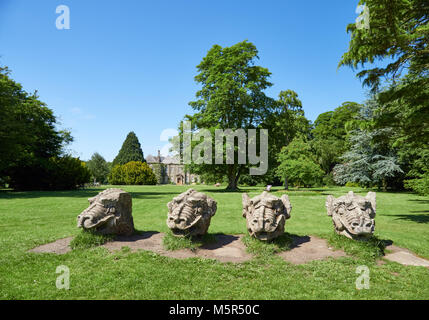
(0, 0), (369, 161)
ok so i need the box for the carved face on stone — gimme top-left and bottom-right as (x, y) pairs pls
(326, 191), (376, 240)
(167, 189), (217, 237)
(242, 192), (292, 241)
(77, 188), (134, 236)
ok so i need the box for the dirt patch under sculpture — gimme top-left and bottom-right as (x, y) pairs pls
(28, 232), (347, 264)
(27, 233), (429, 267)
(278, 235), (348, 264)
(28, 237), (74, 255)
(104, 233), (252, 263)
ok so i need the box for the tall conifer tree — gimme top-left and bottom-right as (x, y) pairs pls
(112, 132), (145, 166)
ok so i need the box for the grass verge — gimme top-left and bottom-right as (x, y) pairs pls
(326, 232), (386, 261)
(162, 232), (217, 251)
(242, 233), (294, 259)
(69, 230), (115, 250)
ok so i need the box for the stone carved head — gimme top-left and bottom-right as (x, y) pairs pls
(242, 191), (292, 241)
(167, 189), (217, 237)
(326, 191), (376, 240)
(77, 188), (134, 236)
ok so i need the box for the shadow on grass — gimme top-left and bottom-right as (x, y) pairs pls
(388, 213), (429, 224)
(381, 239), (393, 247)
(128, 191), (182, 199)
(0, 188), (103, 199)
(285, 188), (337, 193)
(0, 188), (181, 200)
(408, 199), (429, 204)
(320, 189), (374, 196)
(198, 188), (256, 193)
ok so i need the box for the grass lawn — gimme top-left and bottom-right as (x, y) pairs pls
(0, 185), (428, 299)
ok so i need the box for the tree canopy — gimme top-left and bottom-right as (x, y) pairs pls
(310, 101), (362, 174)
(0, 66), (71, 176)
(113, 132), (145, 166)
(0, 66), (89, 190)
(339, 0), (429, 91)
(340, 0), (429, 193)
(87, 153), (110, 184)
(276, 137), (324, 188)
(182, 40), (277, 190)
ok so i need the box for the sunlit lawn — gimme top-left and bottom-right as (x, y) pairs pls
(0, 185), (428, 299)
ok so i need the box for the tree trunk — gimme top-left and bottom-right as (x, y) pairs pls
(226, 165), (241, 191)
(382, 178), (387, 191)
(284, 177), (288, 190)
(226, 179), (238, 191)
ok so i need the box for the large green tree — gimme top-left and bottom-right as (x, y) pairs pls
(340, 0), (429, 192)
(181, 41), (276, 190)
(264, 90), (311, 188)
(0, 66), (71, 176)
(112, 132), (145, 166)
(276, 137), (324, 188)
(333, 128), (404, 189)
(236, 89), (310, 188)
(0, 67), (88, 190)
(333, 102), (404, 190)
(310, 101), (361, 174)
(339, 0), (428, 144)
(86, 152), (110, 184)
(340, 0), (428, 91)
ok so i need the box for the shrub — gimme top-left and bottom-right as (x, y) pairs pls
(109, 161), (157, 185)
(322, 173), (336, 186)
(8, 155), (90, 190)
(345, 181), (360, 188)
(50, 156), (91, 190)
(109, 164), (125, 185)
(404, 172), (429, 196)
(276, 138), (325, 188)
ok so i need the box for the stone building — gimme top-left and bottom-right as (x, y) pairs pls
(146, 151), (199, 185)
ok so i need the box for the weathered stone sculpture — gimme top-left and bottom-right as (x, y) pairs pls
(77, 188), (134, 236)
(326, 191), (376, 240)
(167, 189), (217, 237)
(242, 191), (292, 241)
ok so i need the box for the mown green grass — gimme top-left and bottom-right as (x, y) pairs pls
(162, 232), (216, 251)
(0, 185), (428, 299)
(70, 231), (115, 250)
(242, 233), (294, 259)
(326, 233), (386, 262)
